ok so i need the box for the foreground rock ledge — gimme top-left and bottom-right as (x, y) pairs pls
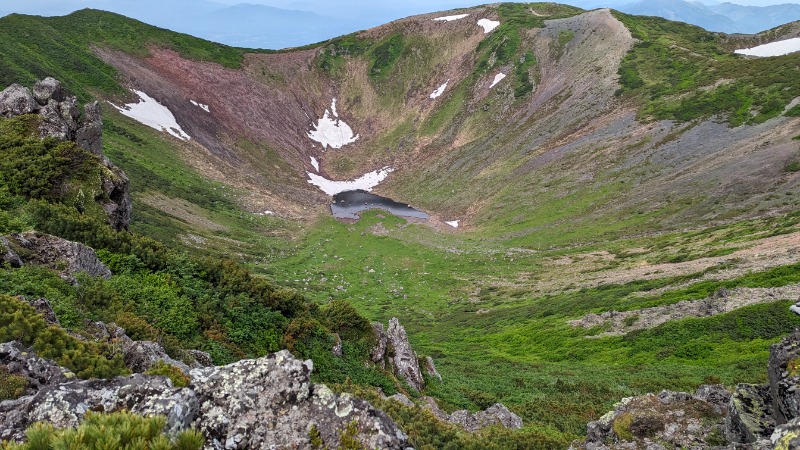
(0, 345), (409, 450)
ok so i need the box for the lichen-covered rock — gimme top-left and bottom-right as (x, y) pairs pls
(38, 99), (72, 141)
(0, 341), (73, 396)
(726, 383), (775, 444)
(772, 416), (800, 449)
(0, 84), (39, 117)
(187, 349), (214, 367)
(388, 393), (414, 406)
(386, 317), (424, 391)
(0, 373), (198, 442)
(769, 329), (800, 426)
(694, 384), (731, 415)
(189, 350), (408, 449)
(32, 77), (65, 105)
(5, 231), (111, 282)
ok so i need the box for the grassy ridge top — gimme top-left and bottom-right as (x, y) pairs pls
(0, 9), (260, 100)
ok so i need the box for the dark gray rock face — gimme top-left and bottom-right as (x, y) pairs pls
(99, 156), (131, 231)
(0, 84), (38, 117)
(726, 384), (775, 444)
(386, 317), (424, 392)
(769, 329), (800, 426)
(76, 101), (103, 155)
(124, 341), (192, 374)
(448, 403), (524, 432)
(5, 231), (111, 282)
(0, 237), (22, 268)
(0, 346), (408, 449)
(370, 322), (387, 366)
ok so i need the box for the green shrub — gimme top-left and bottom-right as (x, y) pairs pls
(145, 361), (190, 388)
(1, 411), (203, 450)
(0, 294), (127, 379)
(0, 366), (27, 401)
(612, 411), (634, 441)
(323, 300), (373, 341)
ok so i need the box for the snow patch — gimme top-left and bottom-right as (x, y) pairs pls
(190, 99), (210, 113)
(735, 38), (800, 57)
(477, 18), (500, 33)
(307, 98), (359, 149)
(489, 73), (506, 88)
(430, 80), (449, 99)
(792, 304), (800, 316)
(433, 14), (469, 22)
(445, 220), (459, 228)
(111, 90), (190, 141)
(310, 156), (320, 172)
(307, 167), (394, 196)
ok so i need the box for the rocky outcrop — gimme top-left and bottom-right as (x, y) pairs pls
(0, 344), (409, 450)
(424, 356), (442, 382)
(370, 322), (387, 368)
(581, 332), (800, 449)
(414, 395), (523, 432)
(0, 79), (131, 231)
(0, 237), (22, 268)
(726, 384), (775, 444)
(25, 298), (60, 326)
(386, 318), (424, 391)
(4, 231), (111, 282)
(0, 84), (39, 117)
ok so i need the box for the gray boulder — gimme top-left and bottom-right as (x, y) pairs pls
(32, 77), (65, 105)
(187, 349), (214, 367)
(124, 341), (192, 375)
(726, 384), (775, 444)
(99, 157), (131, 231)
(24, 297), (60, 326)
(772, 416), (800, 448)
(769, 329), (800, 426)
(694, 384), (731, 415)
(5, 231), (111, 282)
(189, 350), (409, 449)
(0, 84), (38, 117)
(387, 317), (424, 391)
(371, 322), (387, 366)
(38, 99), (71, 140)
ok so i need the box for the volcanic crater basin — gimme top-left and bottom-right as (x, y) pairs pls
(331, 190), (429, 221)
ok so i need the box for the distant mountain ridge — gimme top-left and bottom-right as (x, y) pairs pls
(618, 0), (800, 33)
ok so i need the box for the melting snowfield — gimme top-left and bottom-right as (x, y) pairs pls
(433, 14), (469, 22)
(735, 38), (800, 57)
(445, 220), (460, 228)
(477, 18), (500, 33)
(307, 98), (359, 149)
(430, 81), (449, 99)
(307, 167), (394, 196)
(111, 90), (190, 141)
(489, 73), (506, 88)
(310, 157), (320, 172)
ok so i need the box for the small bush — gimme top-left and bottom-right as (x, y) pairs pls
(0, 366), (27, 401)
(145, 361), (190, 388)
(1, 411), (204, 450)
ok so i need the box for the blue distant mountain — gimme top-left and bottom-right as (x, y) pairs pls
(618, 0), (800, 33)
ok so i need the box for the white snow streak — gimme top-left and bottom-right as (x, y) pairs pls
(734, 38), (800, 57)
(489, 73), (506, 88)
(433, 14), (469, 22)
(477, 18), (500, 33)
(111, 90), (190, 141)
(306, 167), (394, 196)
(307, 98), (359, 149)
(190, 99), (210, 113)
(445, 220), (460, 228)
(430, 80), (449, 99)
(310, 156), (320, 172)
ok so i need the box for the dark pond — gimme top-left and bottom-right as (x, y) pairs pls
(331, 190), (429, 221)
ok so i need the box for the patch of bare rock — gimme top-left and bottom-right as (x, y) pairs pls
(575, 330), (800, 449)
